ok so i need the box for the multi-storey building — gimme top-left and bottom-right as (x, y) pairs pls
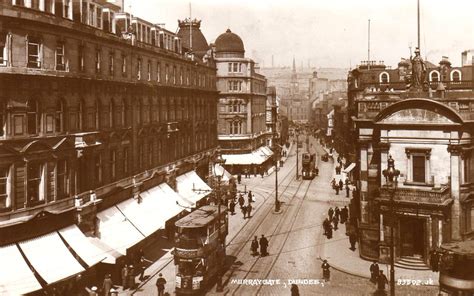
(0, 1), (218, 294)
(348, 50), (474, 294)
(214, 29), (272, 174)
(280, 58), (310, 123)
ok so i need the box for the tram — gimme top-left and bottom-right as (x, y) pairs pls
(174, 205), (228, 295)
(302, 152), (318, 179)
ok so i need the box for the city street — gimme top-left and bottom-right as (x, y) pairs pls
(131, 137), (439, 296)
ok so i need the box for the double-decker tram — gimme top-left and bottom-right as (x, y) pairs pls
(174, 205), (228, 295)
(302, 152), (318, 179)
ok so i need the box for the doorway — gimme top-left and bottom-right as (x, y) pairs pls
(399, 217), (425, 258)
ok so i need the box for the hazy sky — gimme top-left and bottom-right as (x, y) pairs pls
(128, 0), (474, 68)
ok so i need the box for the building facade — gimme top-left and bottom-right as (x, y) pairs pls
(0, 1), (218, 294)
(348, 51), (474, 283)
(214, 29), (272, 174)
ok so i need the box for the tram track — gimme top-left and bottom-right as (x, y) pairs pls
(228, 175), (315, 296)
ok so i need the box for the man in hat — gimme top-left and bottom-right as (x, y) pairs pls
(87, 286), (98, 296)
(102, 274), (113, 296)
(121, 265), (129, 290)
(259, 235), (269, 256)
(156, 273), (167, 296)
(370, 261), (379, 284)
(377, 270), (389, 293)
(321, 260), (330, 281)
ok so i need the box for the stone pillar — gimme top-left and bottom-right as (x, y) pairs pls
(427, 217), (432, 249)
(438, 219), (443, 246)
(448, 144), (461, 240)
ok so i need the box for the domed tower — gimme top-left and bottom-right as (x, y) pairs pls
(214, 29), (245, 58)
(177, 18), (209, 58)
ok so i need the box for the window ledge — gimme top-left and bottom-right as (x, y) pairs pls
(403, 181), (434, 188)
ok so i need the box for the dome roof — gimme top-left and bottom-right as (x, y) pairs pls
(215, 29), (245, 54)
(177, 19), (209, 57)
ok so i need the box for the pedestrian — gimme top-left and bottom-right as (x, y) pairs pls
(346, 185), (350, 197)
(349, 232), (357, 251)
(259, 235), (269, 256)
(332, 215), (339, 230)
(229, 199), (236, 215)
(370, 261), (379, 284)
(335, 186), (339, 195)
(321, 260), (331, 281)
(341, 206), (348, 224)
(121, 265), (129, 290)
(328, 207), (334, 220)
(253, 165), (257, 177)
(87, 286), (98, 296)
(246, 203), (252, 218)
(430, 249), (440, 272)
(334, 206), (340, 220)
(102, 274), (113, 296)
(339, 179), (344, 190)
(260, 168), (264, 178)
(251, 236), (259, 256)
(291, 284), (300, 296)
(244, 168), (249, 178)
(238, 194), (245, 209)
(327, 224), (333, 239)
(248, 191), (253, 203)
(128, 265), (135, 289)
(135, 248), (144, 266)
(377, 270), (389, 293)
(330, 178), (336, 189)
(237, 173), (242, 184)
(323, 218), (330, 235)
(138, 254), (152, 281)
(242, 205), (247, 219)
(155, 273), (167, 296)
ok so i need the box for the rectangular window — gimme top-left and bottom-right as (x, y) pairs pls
(55, 43), (65, 71)
(95, 49), (101, 73)
(109, 52), (114, 75)
(123, 148), (129, 174)
(0, 33), (8, 66)
(27, 37), (41, 68)
(413, 155), (426, 183)
(0, 167), (8, 209)
(156, 62), (161, 82)
(110, 150), (116, 179)
(165, 64), (169, 83)
(57, 160), (68, 199)
(147, 61), (151, 81)
(78, 44), (84, 72)
(13, 115), (24, 135)
(27, 162), (42, 204)
(46, 114), (54, 133)
(137, 58), (142, 80)
(96, 6), (102, 29)
(122, 54), (126, 75)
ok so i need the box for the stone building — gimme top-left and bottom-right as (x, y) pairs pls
(214, 29), (272, 174)
(347, 50), (474, 289)
(0, 1), (218, 294)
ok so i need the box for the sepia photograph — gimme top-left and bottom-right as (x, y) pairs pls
(0, 0), (473, 295)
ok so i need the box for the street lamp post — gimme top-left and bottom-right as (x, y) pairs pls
(382, 155), (399, 296)
(274, 134), (280, 213)
(296, 129), (300, 180)
(213, 152), (226, 292)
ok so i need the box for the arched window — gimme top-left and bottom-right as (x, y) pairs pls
(429, 70), (440, 82)
(27, 99), (39, 135)
(55, 99), (64, 133)
(229, 121), (242, 135)
(379, 72), (389, 84)
(451, 70), (461, 82)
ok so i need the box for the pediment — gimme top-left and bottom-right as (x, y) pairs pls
(379, 108), (455, 124)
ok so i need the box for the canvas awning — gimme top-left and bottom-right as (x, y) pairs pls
(222, 146), (273, 166)
(116, 184), (184, 237)
(176, 171), (211, 207)
(19, 232), (85, 285)
(58, 225), (114, 267)
(213, 164), (233, 183)
(343, 163), (356, 174)
(96, 206), (145, 256)
(0, 244), (42, 295)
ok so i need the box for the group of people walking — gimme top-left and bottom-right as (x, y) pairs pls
(323, 206), (349, 239)
(369, 261), (389, 295)
(250, 235), (269, 257)
(230, 191), (254, 219)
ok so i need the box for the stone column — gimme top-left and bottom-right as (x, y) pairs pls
(380, 213), (384, 241)
(360, 141), (369, 224)
(438, 219), (443, 246)
(448, 144), (461, 240)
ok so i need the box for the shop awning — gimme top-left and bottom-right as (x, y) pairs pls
(19, 232), (85, 285)
(343, 163), (356, 173)
(58, 225), (113, 267)
(222, 146), (273, 166)
(176, 171), (211, 207)
(213, 164), (233, 183)
(116, 184), (184, 237)
(0, 244), (42, 295)
(86, 237), (121, 264)
(96, 206), (145, 256)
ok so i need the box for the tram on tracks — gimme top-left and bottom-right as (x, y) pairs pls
(174, 205), (228, 295)
(302, 152), (318, 179)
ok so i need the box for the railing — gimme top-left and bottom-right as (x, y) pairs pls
(379, 185), (451, 204)
(357, 80), (474, 92)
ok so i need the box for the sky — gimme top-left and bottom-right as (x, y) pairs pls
(127, 0), (474, 69)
